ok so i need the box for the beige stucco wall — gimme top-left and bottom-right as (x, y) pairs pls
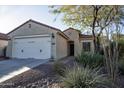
(56, 33), (68, 60)
(0, 40), (8, 56)
(8, 21), (58, 38)
(64, 29), (82, 56)
(7, 21), (68, 60)
(6, 39), (12, 57)
(64, 29), (95, 55)
(7, 21), (58, 59)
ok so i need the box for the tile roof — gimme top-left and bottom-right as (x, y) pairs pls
(0, 33), (9, 40)
(7, 19), (61, 35)
(63, 28), (93, 39)
(63, 27), (81, 33)
(7, 19), (69, 40)
(81, 34), (93, 38)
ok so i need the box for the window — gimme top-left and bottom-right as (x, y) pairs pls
(82, 42), (91, 52)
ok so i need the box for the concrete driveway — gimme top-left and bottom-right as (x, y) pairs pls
(0, 59), (49, 83)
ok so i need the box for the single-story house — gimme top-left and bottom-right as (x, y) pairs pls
(0, 33), (9, 57)
(6, 19), (94, 60)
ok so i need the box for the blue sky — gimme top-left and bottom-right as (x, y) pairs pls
(0, 5), (68, 34)
(0, 5), (123, 34)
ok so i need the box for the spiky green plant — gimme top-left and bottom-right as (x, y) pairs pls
(61, 65), (112, 88)
(75, 52), (104, 68)
(118, 40), (124, 57)
(53, 62), (66, 77)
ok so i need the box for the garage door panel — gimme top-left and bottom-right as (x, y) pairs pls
(12, 36), (51, 59)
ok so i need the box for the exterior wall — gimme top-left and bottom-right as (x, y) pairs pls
(64, 28), (95, 55)
(6, 40), (12, 57)
(51, 33), (57, 59)
(0, 40), (8, 56)
(7, 21), (58, 59)
(56, 33), (68, 60)
(6, 20), (95, 60)
(8, 21), (58, 38)
(64, 29), (82, 56)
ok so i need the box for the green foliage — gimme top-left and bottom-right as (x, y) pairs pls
(118, 57), (124, 75)
(53, 62), (66, 77)
(75, 52), (104, 68)
(61, 65), (112, 88)
(116, 39), (124, 76)
(118, 39), (124, 57)
(49, 6), (124, 31)
(49, 5), (124, 54)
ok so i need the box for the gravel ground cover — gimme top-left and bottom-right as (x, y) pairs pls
(0, 57), (75, 88)
(1, 56), (124, 88)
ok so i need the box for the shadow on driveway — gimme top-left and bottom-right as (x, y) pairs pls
(0, 58), (49, 83)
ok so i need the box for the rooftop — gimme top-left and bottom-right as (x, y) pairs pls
(0, 33), (9, 40)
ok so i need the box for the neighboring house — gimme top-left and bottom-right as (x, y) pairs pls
(6, 19), (94, 60)
(0, 33), (9, 57)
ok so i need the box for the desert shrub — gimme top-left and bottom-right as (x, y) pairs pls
(118, 40), (124, 57)
(61, 65), (112, 88)
(118, 40), (124, 74)
(53, 62), (66, 76)
(118, 57), (124, 75)
(75, 51), (104, 68)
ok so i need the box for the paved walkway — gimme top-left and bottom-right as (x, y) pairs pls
(0, 59), (49, 83)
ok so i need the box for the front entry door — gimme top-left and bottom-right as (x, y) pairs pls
(70, 43), (74, 56)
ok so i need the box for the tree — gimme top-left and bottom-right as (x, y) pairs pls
(101, 23), (122, 83)
(49, 5), (124, 53)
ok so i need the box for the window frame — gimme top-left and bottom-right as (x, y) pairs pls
(82, 41), (91, 52)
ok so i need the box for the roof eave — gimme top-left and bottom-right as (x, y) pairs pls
(7, 19), (62, 35)
(57, 32), (70, 40)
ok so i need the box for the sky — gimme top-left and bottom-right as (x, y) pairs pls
(0, 5), (123, 34)
(0, 5), (69, 34)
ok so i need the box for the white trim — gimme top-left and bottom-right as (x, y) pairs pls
(13, 34), (51, 39)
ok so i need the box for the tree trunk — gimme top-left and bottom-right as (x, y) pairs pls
(96, 36), (101, 53)
(92, 6), (99, 53)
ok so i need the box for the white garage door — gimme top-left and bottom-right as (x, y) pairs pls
(12, 36), (51, 59)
